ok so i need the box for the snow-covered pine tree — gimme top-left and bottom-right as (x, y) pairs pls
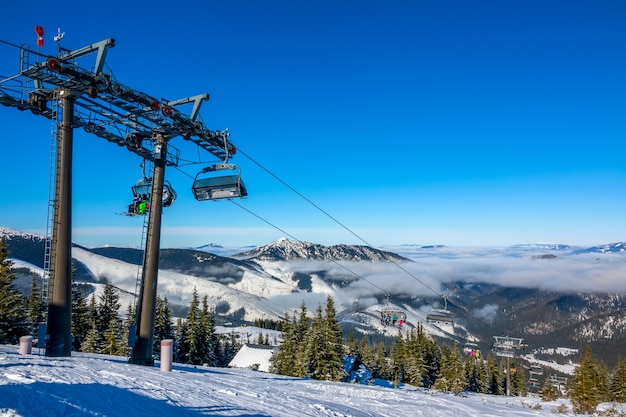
(0, 238), (27, 343)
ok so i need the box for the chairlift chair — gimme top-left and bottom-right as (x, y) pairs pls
(463, 342), (480, 356)
(125, 177), (177, 216)
(379, 294), (408, 326)
(426, 295), (454, 326)
(131, 178), (177, 208)
(192, 163), (248, 201)
(380, 309), (407, 321)
(426, 308), (454, 325)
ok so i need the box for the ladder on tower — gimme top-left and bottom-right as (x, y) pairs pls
(41, 92), (60, 325)
(133, 213), (149, 307)
(128, 183), (150, 350)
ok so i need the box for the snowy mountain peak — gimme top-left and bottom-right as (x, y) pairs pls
(0, 226), (44, 240)
(196, 242), (224, 250)
(576, 242), (626, 254)
(237, 238), (411, 262)
(511, 243), (572, 250)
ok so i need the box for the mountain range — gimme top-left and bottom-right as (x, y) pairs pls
(2, 226), (626, 367)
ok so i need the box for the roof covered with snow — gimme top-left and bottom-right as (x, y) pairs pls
(228, 343), (275, 372)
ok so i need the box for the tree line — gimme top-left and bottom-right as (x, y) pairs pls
(0, 238), (245, 365)
(268, 294), (626, 415)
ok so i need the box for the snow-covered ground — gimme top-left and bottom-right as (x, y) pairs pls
(1, 344), (618, 417)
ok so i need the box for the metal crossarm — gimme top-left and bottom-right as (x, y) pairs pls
(0, 38), (232, 163)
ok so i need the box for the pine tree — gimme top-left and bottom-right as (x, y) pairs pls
(510, 360), (528, 397)
(200, 295), (218, 366)
(570, 346), (607, 414)
(434, 343), (465, 393)
(0, 238), (27, 343)
(121, 302), (135, 356)
(270, 312), (297, 375)
(96, 283), (121, 343)
(609, 358), (626, 403)
(367, 342), (390, 381)
(26, 273), (43, 334)
(153, 296), (174, 358)
(219, 331), (241, 367)
(303, 304), (325, 379)
(183, 288), (206, 365)
(85, 294), (99, 349)
(81, 323), (98, 353)
(71, 284), (91, 351)
(174, 317), (189, 363)
(319, 295), (346, 381)
(486, 354), (504, 395)
(465, 353), (488, 393)
(347, 329), (359, 357)
(274, 302), (311, 377)
(101, 316), (124, 355)
(541, 375), (560, 401)
(390, 331), (406, 387)
(402, 327), (427, 388)
(420, 329), (442, 388)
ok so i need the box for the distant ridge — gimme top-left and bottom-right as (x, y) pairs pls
(574, 242), (626, 254)
(236, 238), (411, 262)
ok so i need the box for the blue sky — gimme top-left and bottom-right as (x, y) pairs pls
(1, 0), (625, 249)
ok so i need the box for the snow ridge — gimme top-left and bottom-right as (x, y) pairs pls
(237, 238), (411, 262)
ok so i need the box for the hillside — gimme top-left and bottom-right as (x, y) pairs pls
(3, 226), (626, 366)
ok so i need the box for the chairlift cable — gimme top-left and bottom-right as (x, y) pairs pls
(174, 164), (388, 295)
(171, 167), (390, 314)
(175, 158), (483, 324)
(235, 147), (443, 299)
(229, 199), (389, 295)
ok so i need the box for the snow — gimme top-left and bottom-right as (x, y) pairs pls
(0, 344), (609, 417)
(228, 344), (275, 372)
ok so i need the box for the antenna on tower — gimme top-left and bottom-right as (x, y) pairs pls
(53, 27), (65, 56)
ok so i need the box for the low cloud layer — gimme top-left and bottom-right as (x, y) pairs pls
(271, 249), (626, 305)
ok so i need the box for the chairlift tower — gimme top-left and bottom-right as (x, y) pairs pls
(493, 335), (526, 396)
(0, 32), (242, 364)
